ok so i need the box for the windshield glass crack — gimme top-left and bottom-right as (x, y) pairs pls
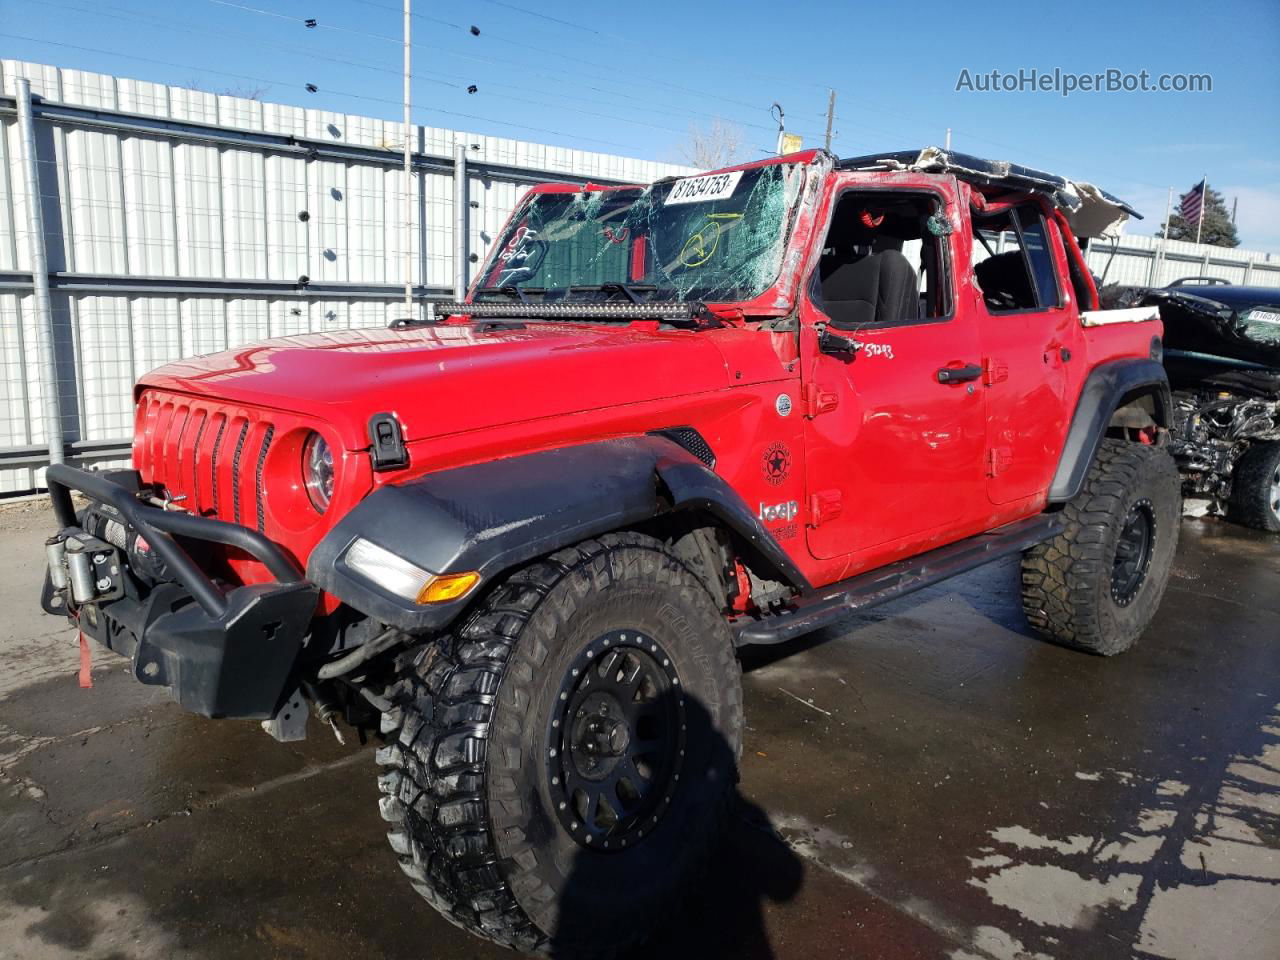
(474, 164), (802, 308)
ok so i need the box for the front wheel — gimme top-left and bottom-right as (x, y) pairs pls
(1021, 439), (1181, 655)
(1228, 440), (1280, 533)
(375, 532), (743, 957)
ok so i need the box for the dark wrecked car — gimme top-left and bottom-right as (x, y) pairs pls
(1105, 279), (1280, 531)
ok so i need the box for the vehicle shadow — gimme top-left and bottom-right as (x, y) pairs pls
(551, 693), (805, 960)
(737, 556), (1035, 676)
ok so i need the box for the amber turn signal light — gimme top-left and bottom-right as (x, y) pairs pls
(416, 571), (481, 605)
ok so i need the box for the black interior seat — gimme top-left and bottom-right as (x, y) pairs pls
(974, 250), (1034, 311)
(820, 249), (919, 328)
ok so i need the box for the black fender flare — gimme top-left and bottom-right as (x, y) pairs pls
(307, 435), (808, 633)
(1048, 357), (1171, 503)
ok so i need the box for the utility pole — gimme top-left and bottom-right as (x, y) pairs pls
(823, 89), (836, 152)
(771, 102), (785, 155)
(1231, 196), (1238, 224)
(1150, 186), (1174, 286)
(1195, 175), (1207, 245)
(945, 127), (952, 151)
(402, 0), (413, 315)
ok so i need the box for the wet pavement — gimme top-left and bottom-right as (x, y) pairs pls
(1, 499), (1276, 960)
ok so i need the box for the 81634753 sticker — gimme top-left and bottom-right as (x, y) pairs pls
(665, 170), (744, 206)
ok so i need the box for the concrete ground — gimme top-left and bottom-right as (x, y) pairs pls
(0, 499), (1276, 960)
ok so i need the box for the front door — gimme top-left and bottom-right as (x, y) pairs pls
(801, 185), (990, 563)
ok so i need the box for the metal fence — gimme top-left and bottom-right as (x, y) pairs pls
(0, 60), (694, 493)
(3, 60), (1279, 495)
(1080, 233), (1280, 290)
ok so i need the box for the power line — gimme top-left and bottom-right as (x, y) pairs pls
(5, 12), (768, 149)
(42, 0), (407, 82)
(0, 32), (645, 150)
(469, 0), (842, 98)
(208, 0), (401, 43)
(39, 0), (805, 143)
(205, 0), (829, 140)
(39, 0), (1146, 185)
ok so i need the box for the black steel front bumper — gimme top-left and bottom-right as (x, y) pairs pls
(42, 464), (318, 719)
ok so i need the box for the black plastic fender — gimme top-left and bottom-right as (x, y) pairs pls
(307, 436), (808, 633)
(1048, 358), (1171, 503)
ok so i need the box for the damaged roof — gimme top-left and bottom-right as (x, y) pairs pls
(839, 147), (1141, 239)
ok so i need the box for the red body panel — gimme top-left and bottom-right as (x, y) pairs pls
(131, 152), (1162, 606)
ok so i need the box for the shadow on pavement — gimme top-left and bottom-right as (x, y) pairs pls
(553, 693), (805, 960)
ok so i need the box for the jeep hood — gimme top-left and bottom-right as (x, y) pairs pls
(138, 323), (732, 446)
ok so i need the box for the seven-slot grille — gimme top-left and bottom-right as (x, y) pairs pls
(134, 392), (277, 532)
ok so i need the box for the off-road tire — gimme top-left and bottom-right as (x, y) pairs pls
(1021, 439), (1180, 655)
(1228, 440), (1280, 533)
(375, 532), (743, 957)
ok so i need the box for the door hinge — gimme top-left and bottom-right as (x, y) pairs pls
(986, 447), (1013, 477)
(982, 357), (1009, 386)
(808, 489), (843, 527)
(802, 383), (840, 418)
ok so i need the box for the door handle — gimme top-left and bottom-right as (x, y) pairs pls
(936, 363), (983, 384)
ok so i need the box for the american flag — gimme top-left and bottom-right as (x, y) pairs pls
(1180, 178), (1207, 227)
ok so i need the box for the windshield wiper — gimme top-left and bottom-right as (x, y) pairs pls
(475, 285), (547, 303)
(567, 283), (658, 304)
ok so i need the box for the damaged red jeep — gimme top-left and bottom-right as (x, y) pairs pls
(40, 148), (1180, 956)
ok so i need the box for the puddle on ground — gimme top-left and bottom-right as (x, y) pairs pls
(960, 704), (1280, 960)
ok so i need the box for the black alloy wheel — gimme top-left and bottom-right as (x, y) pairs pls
(1110, 498), (1155, 607)
(548, 630), (685, 852)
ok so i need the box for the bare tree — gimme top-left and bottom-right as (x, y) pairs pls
(222, 84), (269, 101)
(679, 118), (744, 170)
(179, 78), (269, 100)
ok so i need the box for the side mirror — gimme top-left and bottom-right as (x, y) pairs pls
(817, 323), (862, 360)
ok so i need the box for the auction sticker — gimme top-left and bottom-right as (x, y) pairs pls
(665, 170), (743, 206)
(1248, 308), (1280, 326)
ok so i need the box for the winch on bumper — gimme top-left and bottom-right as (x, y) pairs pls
(41, 463), (318, 718)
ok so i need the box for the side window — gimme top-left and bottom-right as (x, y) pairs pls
(971, 202), (1060, 312)
(815, 192), (951, 330)
(1016, 205), (1060, 308)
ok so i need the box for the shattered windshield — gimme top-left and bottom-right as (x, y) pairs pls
(475, 164), (802, 305)
(1240, 306), (1280, 347)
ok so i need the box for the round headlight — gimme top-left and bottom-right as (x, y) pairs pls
(302, 432), (334, 513)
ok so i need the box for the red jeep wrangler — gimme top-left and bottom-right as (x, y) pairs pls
(41, 148), (1179, 956)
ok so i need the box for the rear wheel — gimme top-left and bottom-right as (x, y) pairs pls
(1228, 440), (1280, 533)
(375, 532), (742, 957)
(1021, 439), (1181, 655)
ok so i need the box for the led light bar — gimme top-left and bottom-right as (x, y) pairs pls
(433, 301), (706, 321)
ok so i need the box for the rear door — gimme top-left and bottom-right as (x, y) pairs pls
(970, 201), (1075, 505)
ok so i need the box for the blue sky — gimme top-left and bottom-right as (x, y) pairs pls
(4, 0), (1279, 249)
